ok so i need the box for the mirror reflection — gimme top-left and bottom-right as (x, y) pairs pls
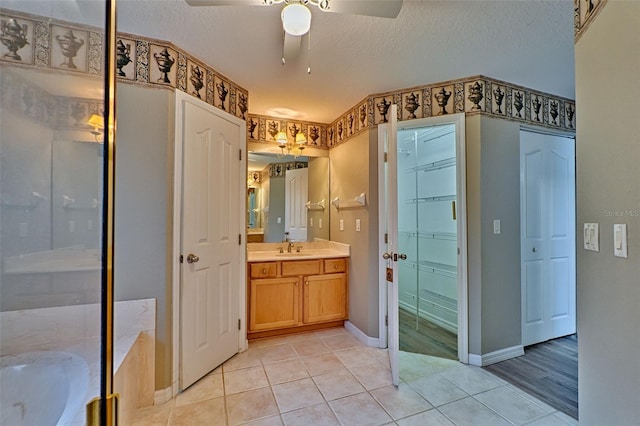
(247, 152), (329, 243)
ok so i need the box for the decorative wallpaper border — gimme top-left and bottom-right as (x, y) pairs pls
(0, 9), (249, 123)
(328, 76), (576, 147)
(0, 9), (577, 152)
(246, 113), (330, 150)
(574, 0), (608, 41)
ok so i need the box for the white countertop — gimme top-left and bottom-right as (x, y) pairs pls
(247, 241), (350, 262)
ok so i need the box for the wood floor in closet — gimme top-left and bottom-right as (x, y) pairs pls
(484, 334), (578, 420)
(399, 307), (458, 360)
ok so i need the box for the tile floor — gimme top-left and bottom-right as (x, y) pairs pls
(132, 327), (579, 426)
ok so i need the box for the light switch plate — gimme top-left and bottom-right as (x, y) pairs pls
(356, 219), (361, 232)
(584, 223), (599, 252)
(310, 218), (313, 227)
(318, 218), (322, 228)
(339, 219), (344, 231)
(493, 219), (501, 235)
(614, 224), (628, 258)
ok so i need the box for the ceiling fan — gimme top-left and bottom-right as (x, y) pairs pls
(185, 0), (403, 68)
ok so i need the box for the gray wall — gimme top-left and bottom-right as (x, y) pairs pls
(575, 2), (640, 423)
(307, 157), (330, 241)
(329, 130), (380, 337)
(264, 176), (285, 242)
(115, 85), (175, 389)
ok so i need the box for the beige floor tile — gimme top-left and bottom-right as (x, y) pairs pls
(329, 392), (393, 426)
(322, 333), (362, 350)
(226, 387), (279, 425)
(334, 347), (380, 369)
(242, 414), (284, 425)
(223, 347), (262, 372)
(474, 386), (552, 424)
(440, 364), (506, 395)
(312, 369), (365, 401)
(175, 372), (224, 407)
(313, 327), (349, 338)
(350, 363), (393, 390)
(132, 402), (173, 426)
(396, 409), (455, 426)
(264, 358), (309, 385)
(292, 338), (331, 357)
(258, 343), (299, 364)
(405, 373), (468, 407)
(169, 396), (226, 426)
(271, 377), (325, 413)
(224, 365), (269, 395)
(370, 383), (432, 420)
(301, 352), (345, 376)
(438, 397), (513, 426)
(281, 402), (340, 426)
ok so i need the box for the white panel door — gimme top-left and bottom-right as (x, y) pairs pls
(180, 98), (242, 389)
(378, 105), (400, 386)
(520, 131), (576, 346)
(285, 167), (308, 242)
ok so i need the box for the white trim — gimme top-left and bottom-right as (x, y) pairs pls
(468, 345), (524, 367)
(172, 90), (247, 393)
(154, 386), (174, 406)
(379, 113), (469, 364)
(377, 123), (388, 350)
(345, 321), (380, 347)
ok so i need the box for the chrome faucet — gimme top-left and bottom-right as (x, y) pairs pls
(287, 241), (294, 253)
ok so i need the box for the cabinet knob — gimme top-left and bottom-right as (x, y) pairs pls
(334, 264), (339, 269)
(262, 268), (267, 274)
(305, 281), (309, 286)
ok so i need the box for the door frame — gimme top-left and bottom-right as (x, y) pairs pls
(378, 113), (469, 364)
(171, 90), (248, 397)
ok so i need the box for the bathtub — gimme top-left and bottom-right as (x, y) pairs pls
(0, 351), (90, 426)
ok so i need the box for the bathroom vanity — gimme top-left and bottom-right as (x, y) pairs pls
(246, 242), (349, 339)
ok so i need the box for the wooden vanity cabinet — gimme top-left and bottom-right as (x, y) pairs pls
(247, 258), (348, 337)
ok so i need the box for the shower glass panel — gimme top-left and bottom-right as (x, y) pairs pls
(397, 124), (458, 359)
(0, 2), (109, 424)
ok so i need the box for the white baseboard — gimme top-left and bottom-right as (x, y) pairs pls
(345, 321), (381, 348)
(154, 386), (173, 405)
(468, 345), (524, 367)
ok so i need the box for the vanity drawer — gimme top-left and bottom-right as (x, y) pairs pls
(282, 260), (321, 277)
(250, 262), (277, 278)
(324, 258), (347, 273)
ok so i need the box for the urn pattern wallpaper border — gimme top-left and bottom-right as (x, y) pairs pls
(1, 6), (593, 151)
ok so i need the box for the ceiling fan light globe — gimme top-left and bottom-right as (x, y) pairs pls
(281, 3), (311, 36)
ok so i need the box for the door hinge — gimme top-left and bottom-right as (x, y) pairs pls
(384, 152), (388, 163)
(238, 319), (241, 330)
(179, 255), (184, 263)
(239, 149), (242, 161)
(384, 233), (388, 244)
(385, 315), (388, 326)
(239, 234), (242, 245)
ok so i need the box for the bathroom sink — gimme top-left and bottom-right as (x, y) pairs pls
(276, 252), (308, 257)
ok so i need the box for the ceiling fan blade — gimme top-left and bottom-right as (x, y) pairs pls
(283, 32), (302, 62)
(323, 0), (403, 18)
(185, 0), (265, 6)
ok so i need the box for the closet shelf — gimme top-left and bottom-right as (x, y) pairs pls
(402, 260), (457, 279)
(331, 193), (366, 209)
(404, 157), (456, 174)
(405, 194), (456, 204)
(398, 230), (457, 241)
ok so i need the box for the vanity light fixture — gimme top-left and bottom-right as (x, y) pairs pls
(281, 2), (312, 36)
(87, 114), (104, 143)
(275, 130), (307, 158)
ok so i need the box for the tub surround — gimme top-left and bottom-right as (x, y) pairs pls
(3, 247), (100, 274)
(0, 298), (155, 425)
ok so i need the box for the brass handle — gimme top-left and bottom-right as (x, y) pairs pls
(186, 253), (199, 264)
(452, 201), (457, 221)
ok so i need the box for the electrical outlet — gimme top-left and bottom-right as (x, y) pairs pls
(277, 217), (281, 224)
(318, 218), (322, 228)
(356, 219), (361, 232)
(493, 219), (501, 235)
(339, 219), (344, 231)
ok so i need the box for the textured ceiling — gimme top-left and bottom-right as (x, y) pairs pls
(4, 0), (576, 124)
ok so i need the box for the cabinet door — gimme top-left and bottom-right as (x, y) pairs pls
(250, 277), (300, 331)
(303, 273), (347, 324)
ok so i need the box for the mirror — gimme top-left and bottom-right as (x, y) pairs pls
(247, 152), (329, 243)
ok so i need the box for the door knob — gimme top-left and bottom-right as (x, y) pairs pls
(382, 252), (393, 260)
(186, 253), (200, 264)
(398, 254), (407, 260)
